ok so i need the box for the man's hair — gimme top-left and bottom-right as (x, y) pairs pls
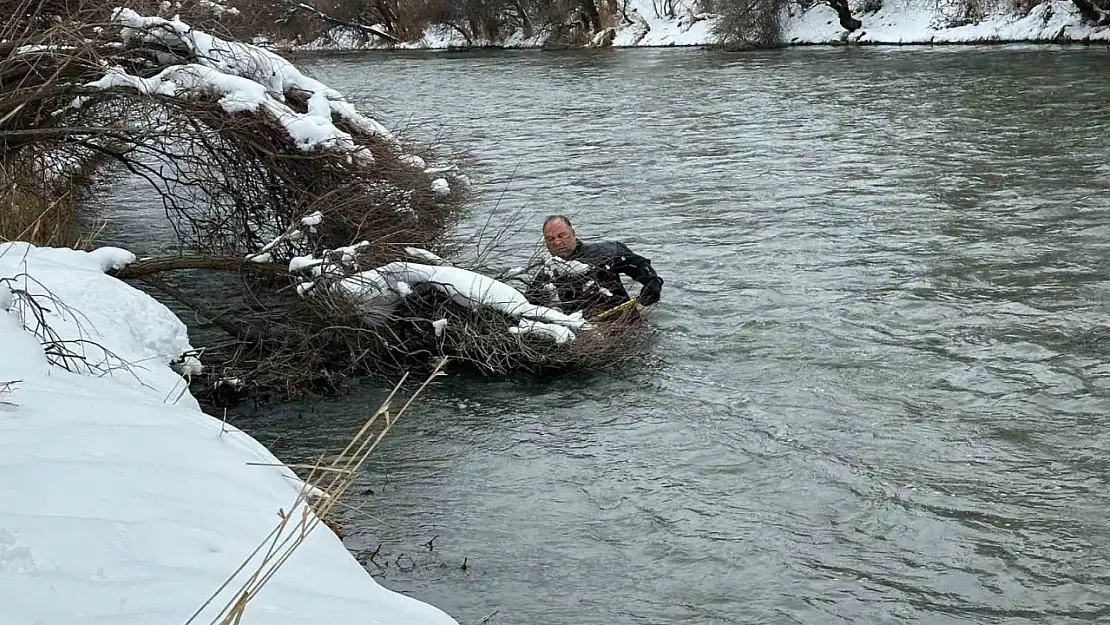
(543, 214), (573, 231)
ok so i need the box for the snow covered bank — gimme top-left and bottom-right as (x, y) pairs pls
(293, 0), (1110, 51)
(783, 0), (1110, 44)
(0, 242), (457, 625)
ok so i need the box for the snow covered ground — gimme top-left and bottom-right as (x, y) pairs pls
(0, 242), (457, 624)
(296, 0), (1110, 50)
(783, 0), (1110, 44)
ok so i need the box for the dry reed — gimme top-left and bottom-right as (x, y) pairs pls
(188, 359), (447, 625)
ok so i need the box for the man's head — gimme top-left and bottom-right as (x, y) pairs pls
(543, 215), (577, 259)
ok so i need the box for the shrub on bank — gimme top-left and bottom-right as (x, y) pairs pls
(1, 2), (654, 406)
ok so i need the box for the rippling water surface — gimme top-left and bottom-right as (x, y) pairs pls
(111, 46), (1110, 625)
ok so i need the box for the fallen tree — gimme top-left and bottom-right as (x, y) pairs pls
(3, 2), (654, 406)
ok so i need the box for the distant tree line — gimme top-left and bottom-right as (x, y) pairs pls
(249, 0), (625, 46)
(265, 0), (1109, 49)
(241, 0), (801, 48)
(28, 0), (1101, 50)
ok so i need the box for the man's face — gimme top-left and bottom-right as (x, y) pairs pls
(544, 220), (576, 259)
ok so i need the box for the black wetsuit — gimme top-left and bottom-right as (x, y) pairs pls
(526, 240), (663, 315)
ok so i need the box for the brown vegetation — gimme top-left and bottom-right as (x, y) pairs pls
(2, 0), (654, 406)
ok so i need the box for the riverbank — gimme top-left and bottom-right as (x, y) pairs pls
(0, 242), (457, 625)
(784, 0), (1110, 45)
(236, 45), (1110, 625)
(287, 0), (1110, 52)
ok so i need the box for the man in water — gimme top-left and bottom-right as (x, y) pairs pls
(526, 215), (663, 315)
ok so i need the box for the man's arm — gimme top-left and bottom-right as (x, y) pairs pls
(606, 242), (658, 282)
(597, 241), (663, 305)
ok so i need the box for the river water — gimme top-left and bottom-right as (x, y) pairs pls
(120, 46), (1110, 624)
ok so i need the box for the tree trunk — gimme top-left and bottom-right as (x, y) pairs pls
(615, 0), (633, 24)
(444, 20), (474, 45)
(289, 2), (400, 43)
(372, 0), (397, 34)
(109, 255), (291, 280)
(579, 0), (602, 31)
(514, 1), (533, 39)
(1072, 0), (1100, 23)
(467, 15), (482, 42)
(825, 0), (862, 32)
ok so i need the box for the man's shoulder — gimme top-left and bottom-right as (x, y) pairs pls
(575, 240), (632, 259)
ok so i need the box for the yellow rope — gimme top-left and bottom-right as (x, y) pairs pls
(590, 298), (640, 322)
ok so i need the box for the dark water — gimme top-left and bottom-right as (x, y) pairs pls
(123, 46), (1110, 624)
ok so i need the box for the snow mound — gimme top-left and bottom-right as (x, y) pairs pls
(0, 242), (194, 404)
(0, 242), (458, 625)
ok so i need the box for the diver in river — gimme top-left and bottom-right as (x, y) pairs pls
(525, 215), (663, 316)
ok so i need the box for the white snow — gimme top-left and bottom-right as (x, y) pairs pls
(84, 9), (400, 156)
(0, 242), (457, 625)
(399, 154), (427, 170)
(509, 319), (577, 344)
(198, 0), (240, 16)
(330, 262), (590, 333)
(85, 246), (137, 271)
(404, 246), (448, 265)
(431, 318), (448, 336)
(247, 226), (305, 263)
(611, 0), (716, 47)
(783, 0), (1110, 44)
(294, 0), (1109, 50)
(300, 210), (323, 227)
(500, 266), (528, 280)
(86, 63), (374, 156)
(544, 255), (592, 277)
(424, 163), (458, 175)
(432, 177), (451, 197)
(15, 44), (55, 54)
(172, 352), (205, 377)
(0, 243), (196, 399)
(289, 254), (323, 273)
(328, 241), (371, 265)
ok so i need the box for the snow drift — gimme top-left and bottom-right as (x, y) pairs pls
(0, 241), (457, 625)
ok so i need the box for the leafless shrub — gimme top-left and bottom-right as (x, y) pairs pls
(3, 1), (651, 405)
(708, 0), (786, 49)
(858, 0), (883, 14)
(932, 0), (990, 28)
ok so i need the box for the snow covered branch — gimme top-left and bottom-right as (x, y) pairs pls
(99, 8), (398, 152)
